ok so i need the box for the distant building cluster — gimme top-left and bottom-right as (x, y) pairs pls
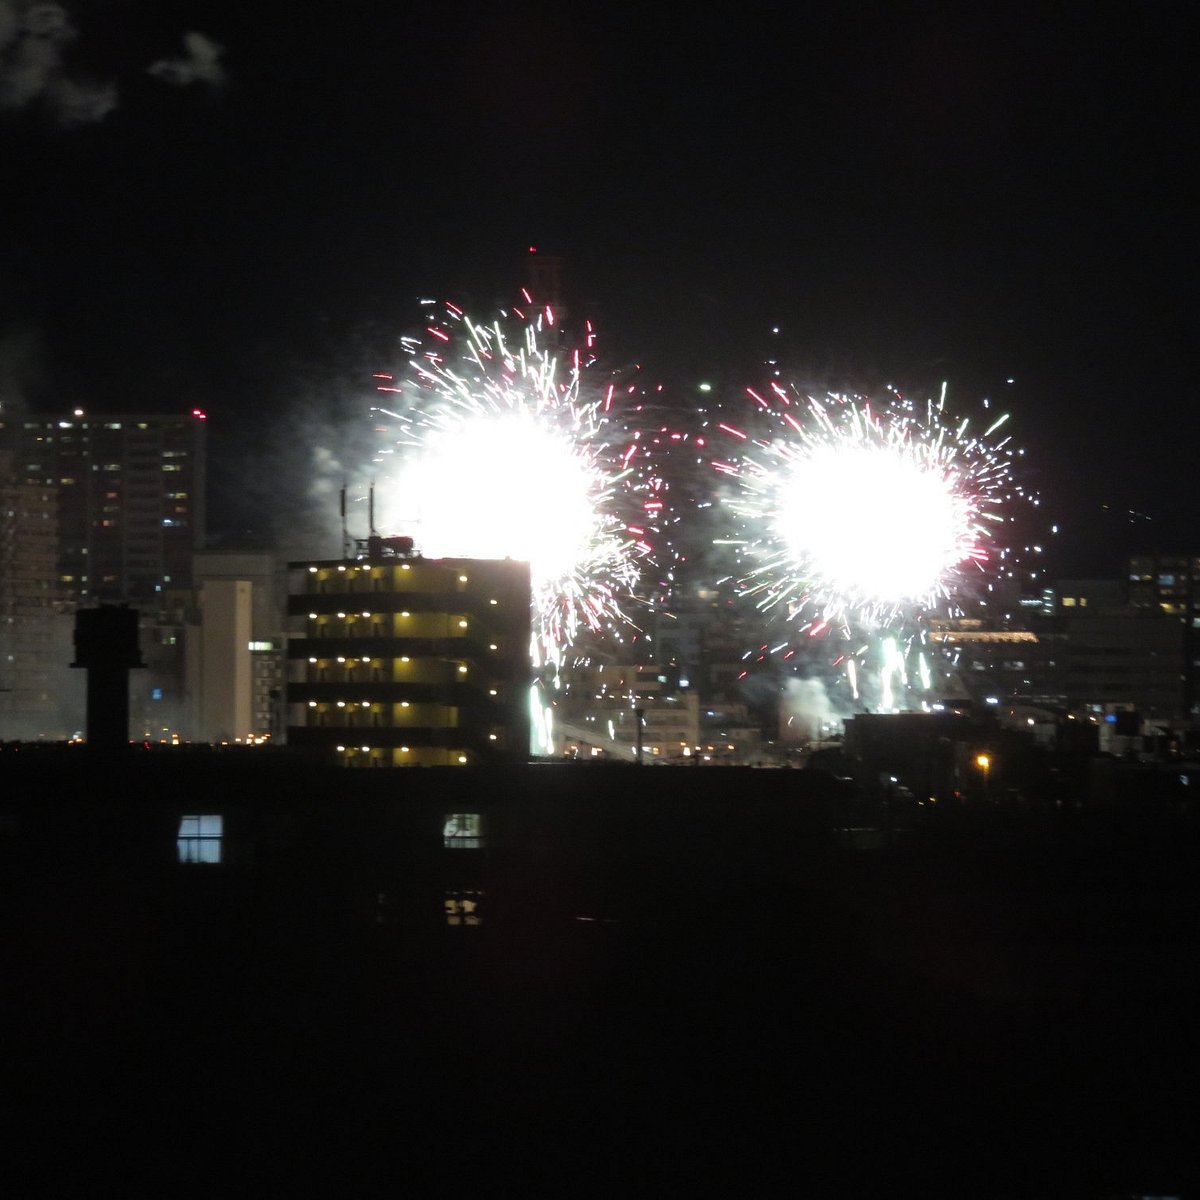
(0, 408), (285, 744)
(3, 403), (1200, 777)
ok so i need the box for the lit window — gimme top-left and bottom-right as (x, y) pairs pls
(443, 813), (483, 849)
(177, 814), (222, 864)
(444, 889), (483, 926)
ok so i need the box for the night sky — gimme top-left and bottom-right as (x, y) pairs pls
(1, 2), (1194, 575)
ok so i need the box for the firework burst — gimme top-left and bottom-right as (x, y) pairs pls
(370, 298), (647, 668)
(715, 383), (1019, 635)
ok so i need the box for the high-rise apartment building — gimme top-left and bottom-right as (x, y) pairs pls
(0, 462), (76, 737)
(0, 408), (207, 607)
(286, 536), (532, 766)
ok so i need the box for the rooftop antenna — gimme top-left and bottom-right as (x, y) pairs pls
(340, 483), (349, 559)
(369, 480), (377, 536)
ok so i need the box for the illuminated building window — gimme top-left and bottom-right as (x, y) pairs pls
(445, 889), (483, 926)
(443, 812), (483, 849)
(177, 814), (222, 864)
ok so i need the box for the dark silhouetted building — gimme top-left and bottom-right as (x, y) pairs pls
(1128, 553), (1200, 715)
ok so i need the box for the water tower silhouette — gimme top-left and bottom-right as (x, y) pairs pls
(71, 605), (145, 748)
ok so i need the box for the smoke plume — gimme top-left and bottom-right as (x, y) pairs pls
(780, 677), (840, 743)
(147, 31), (226, 89)
(0, 0), (116, 124)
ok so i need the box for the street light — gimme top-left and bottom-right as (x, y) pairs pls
(976, 753), (991, 795)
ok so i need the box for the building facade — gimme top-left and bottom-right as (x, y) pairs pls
(285, 538), (532, 766)
(0, 408), (207, 607)
(181, 551), (287, 744)
(1128, 554), (1200, 715)
(0, 465), (77, 737)
(553, 660), (703, 762)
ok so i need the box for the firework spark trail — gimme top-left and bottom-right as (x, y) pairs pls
(370, 299), (646, 668)
(717, 383), (1020, 636)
